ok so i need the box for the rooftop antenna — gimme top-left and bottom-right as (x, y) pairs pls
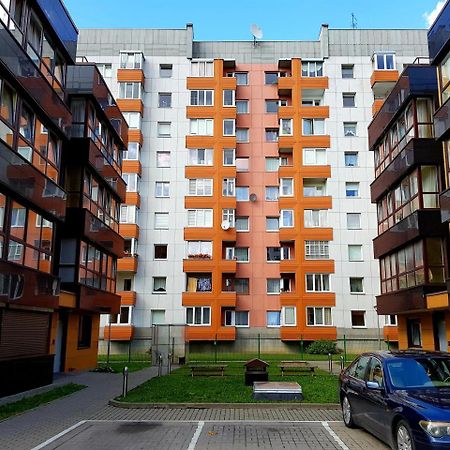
(351, 13), (358, 29)
(251, 24), (263, 47)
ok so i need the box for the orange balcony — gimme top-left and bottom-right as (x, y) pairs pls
(218, 291), (237, 307)
(104, 324), (134, 341)
(125, 192), (140, 207)
(298, 106), (329, 119)
(118, 290), (136, 306)
(302, 196), (332, 210)
(186, 136), (215, 148)
(302, 228), (333, 242)
(300, 135), (331, 148)
(117, 99), (144, 115)
(183, 257), (215, 272)
(372, 99), (384, 117)
(216, 326), (236, 341)
(384, 326), (399, 343)
(117, 256), (138, 273)
(122, 160), (142, 175)
(301, 77), (329, 90)
(182, 291), (214, 306)
(279, 227), (298, 241)
(371, 70), (399, 99)
(279, 259), (298, 273)
(128, 129), (143, 145)
(277, 76), (294, 92)
(220, 259), (237, 273)
(119, 224), (139, 239)
(185, 326), (216, 341)
(281, 326), (336, 341)
(301, 165), (331, 178)
(117, 69), (145, 83)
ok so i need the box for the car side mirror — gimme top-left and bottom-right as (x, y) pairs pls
(366, 380), (382, 390)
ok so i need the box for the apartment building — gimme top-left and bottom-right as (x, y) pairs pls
(77, 25), (429, 355)
(0, 0), (126, 396)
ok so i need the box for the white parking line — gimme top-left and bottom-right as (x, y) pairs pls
(322, 421), (350, 450)
(188, 420), (204, 450)
(30, 420), (86, 450)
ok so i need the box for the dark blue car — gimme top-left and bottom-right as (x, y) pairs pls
(339, 351), (450, 450)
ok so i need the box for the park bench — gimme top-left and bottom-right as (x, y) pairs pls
(189, 364), (227, 377)
(278, 361), (317, 377)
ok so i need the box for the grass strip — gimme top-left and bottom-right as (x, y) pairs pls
(0, 383), (86, 421)
(95, 361), (150, 373)
(120, 363), (339, 404)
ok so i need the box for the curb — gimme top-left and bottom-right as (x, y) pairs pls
(108, 399), (340, 410)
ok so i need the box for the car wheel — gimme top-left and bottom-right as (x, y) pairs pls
(395, 420), (415, 450)
(341, 395), (355, 428)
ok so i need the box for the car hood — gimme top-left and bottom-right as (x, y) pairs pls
(397, 388), (450, 410)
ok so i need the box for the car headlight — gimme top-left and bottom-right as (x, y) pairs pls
(419, 421), (450, 438)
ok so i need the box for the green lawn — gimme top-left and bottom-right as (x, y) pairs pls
(188, 352), (356, 363)
(95, 361), (150, 373)
(0, 383), (86, 421)
(119, 363), (339, 404)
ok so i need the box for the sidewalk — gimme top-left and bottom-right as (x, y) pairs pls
(0, 366), (158, 450)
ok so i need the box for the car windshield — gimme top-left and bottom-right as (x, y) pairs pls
(386, 357), (450, 389)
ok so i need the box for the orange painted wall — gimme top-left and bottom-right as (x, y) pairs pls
(397, 313), (445, 351)
(64, 313), (100, 372)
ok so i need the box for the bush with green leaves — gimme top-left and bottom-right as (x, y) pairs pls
(306, 340), (339, 355)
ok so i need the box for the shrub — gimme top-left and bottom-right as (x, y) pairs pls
(306, 340), (339, 355)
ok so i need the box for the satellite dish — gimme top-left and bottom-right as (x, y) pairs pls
(249, 193), (257, 202)
(221, 220), (230, 231)
(251, 24), (263, 40)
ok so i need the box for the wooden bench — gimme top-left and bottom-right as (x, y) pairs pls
(189, 364), (227, 377)
(278, 361), (317, 377)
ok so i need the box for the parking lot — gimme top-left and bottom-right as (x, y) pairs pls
(33, 419), (389, 450)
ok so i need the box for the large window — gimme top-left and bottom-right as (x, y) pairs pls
(303, 118), (325, 135)
(119, 82), (142, 99)
(224, 310), (249, 327)
(186, 241), (212, 259)
(306, 274), (330, 292)
(189, 148), (213, 166)
(190, 119), (213, 136)
(307, 307), (332, 326)
(120, 52), (143, 69)
(123, 173), (139, 192)
(190, 90), (213, 106)
(380, 239), (445, 294)
(190, 61), (214, 77)
(186, 307), (211, 325)
(305, 241), (329, 259)
(188, 179), (213, 196)
(302, 61), (323, 77)
(122, 112), (141, 129)
(187, 209), (213, 227)
(303, 148), (326, 165)
(374, 53), (395, 70)
(304, 209), (327, 228)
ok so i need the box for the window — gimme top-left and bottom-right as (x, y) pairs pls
(190, 119), (213, 136)
(303, 118), (325, 135)
(350, 277), (364, 293)
(305, 241), (329, 259)
(151, 310), (166, 325)
(303, 180), (326, 197)
(155, 181), (170, 198)
(157, 122), (171, 137)
(266, 217), (279, 231)
(344, 152), (358, 167)
(235, 216), (249, 232)
(186, 306), (211, 325)
(123, 278), (132, 291)
(159, 64), (172, 78)
(236, 100), (249, 114)
(282, 307), (296, 326)
(307, 307), (332, 326)
(351, 311), (366, 328)
(187, 209), (213, 227)
(187, 241), (212, 258)
(265, 100), (286, 113)
(385, 315), (397, 326)
(223, 90), (235, 106)
(306, 274), (330, 292)
(154, 212), (169, 229)
(189, 149), (213, 166)
(236, 186), (249, 201)
(190, 90), (213, 106)
(157, 151), (171, 167)
(19, 104), (35, 142)
(265, 72), (278, 84)
(120, 52), (143, 69)
(236, 157), (249, 172)
(158, 93), (171, 108)
(154, 244), (167, 260)
(374, 53), (395, 70)
(343, 93), (355, 108)
(111, 306), (133, 325)
(223, 119), (235, 136)
(188, 178), (213, 196)
(122, 173), (139, 192)
(0, 80), (16, 126)
(346, 213), (361, 229)
(222, 178), (235, 196)
(123, 112), (141, 129)
(123, 142), (140, 160)
(265, 186), (279, 201)
(97, 63), (112, 78)
(77, 315), (92, 348)
(267, 311), (281, 327)
(302, 98), (321, 106)
(341, 65), (354, 79)
(222, 209), (235, 227)
(152, 277), (167, 293)
(234, 72), (248, 85)
(303, 148), (326, 165)
(236, 128), (249, 143)
(223, 149), (235, 166)
(235, 247), (249, 262)
(279, 119), (293, 136)
(119, 205), (138, 224)
(302, 61), (323, 77)
(265, 157), (279, 172)
(346, 182), (359, 197)
(280, 210), (294, 227)
(304, 209), (327, 228)
(280, 178), (293, 196)
(407, 318), (422, 347)
(348, 244), (363, 261)
(344, 122), (357, 136)
(119, 82), (142, 99)
(267, 247), (281, 262)
(265, 128), (279, 142)
(235, 278), (249, 294)
(190, 61), (214, 77)
(267, 279), (281, 294)
(224, 310), (249, 327)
